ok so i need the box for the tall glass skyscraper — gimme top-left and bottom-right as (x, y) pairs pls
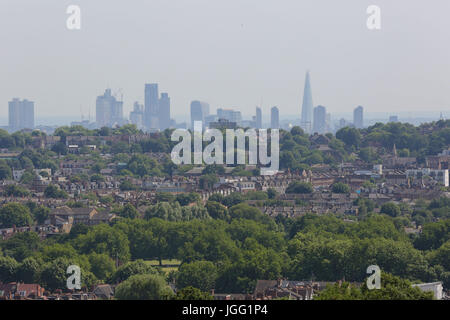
(8, 98), (34, 131)
(353, 106), (364, 129)
(144, 83), (159, 130)
(190, 101), (210, 129)
(301, 71), (313, 134)
(271, 106), (279, 129)
(256, 106), (262, 129)
(313, 105), (327, 134)
(96, 89), (123, 128)
(159, 93), (171, 130)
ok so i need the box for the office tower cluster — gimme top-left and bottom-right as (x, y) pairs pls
(300, 71), (365, 134)
(93, 83), (172, 131)
(139, 83), (171, 131)
(8, 98), (34, 131)
(96, 89), (124, 128)
(217, 108), (242, 126)
(5, 75), (374, 134)
(191, 103), (274, 130)
(301, 72), (331, 134)
(389, 115), (399, 123)
(130, 102), (144, 129)
(301, 71), (331, 134)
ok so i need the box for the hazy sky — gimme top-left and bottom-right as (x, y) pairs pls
(1, 0), (449, 122)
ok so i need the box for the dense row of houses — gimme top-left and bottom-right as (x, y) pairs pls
(2, 279), (443, 300)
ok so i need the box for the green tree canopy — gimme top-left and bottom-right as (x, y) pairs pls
(115, 274), (174, 300)
(0, 202), (33, 228)
(285, 182), (313, 194)
(177, 261), (218, 292)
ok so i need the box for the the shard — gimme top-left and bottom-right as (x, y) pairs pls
(300, 71), (313, 134)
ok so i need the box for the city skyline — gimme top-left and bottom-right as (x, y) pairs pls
(3, 91), (447, 133)
(2, 67), (444, 132)
(1, 0), (450, 120)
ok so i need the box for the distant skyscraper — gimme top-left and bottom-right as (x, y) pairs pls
(313, 105), (327, 134)
(144, 83), (159, 130)
(338, 118), (348, 130)
(96, 89), (123, 127)
(111, 99), (123, 125)
(271, 106), (279, 129)
(255, 107), (262, 129)
(8, 98), (34, 131)
(190, 101), (210, 129)
(300, 71), (313, 134)
(217, 108), (242, 125)
(130, 102), (144, 129)
(353, 106), (364, 129)
(326, 113), (331, 132)
(205, 114), (218, 128)
(389, 115), (399, 123)
(159, 93), (171, 130)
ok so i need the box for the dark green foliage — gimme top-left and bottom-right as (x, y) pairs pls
(414, 219), (450, 250)
(115, 274), (174, 300)
(285, 181), (313, 194)
(44, 185), (68, 199)
(16, 257), (41, 283)
(0, 256), (19, 282)
(205, 201), (229, 220)
(336, 127), (361, 150)
(221, 193), (245, 207)
(175, 286), (213, 300)
(1, 231), (41, 261)
(0, 160), (12, 180)
(0, 202), (33, 228)
(199, 174), (219, 190)
(175, 192), (201, 206)
(3, 184), (30, 197)
(381, 202), (401, 217)
(119, 203), (139, 219)
(176, 261), (218, 292)
(331, 182), (350, 194)
(110, 259), (158, 283)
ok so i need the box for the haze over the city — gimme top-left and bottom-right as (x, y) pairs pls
(1, 0), (449, 122)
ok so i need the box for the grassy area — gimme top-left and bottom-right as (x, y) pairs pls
(143, 260), (181, 275)
(160, 267), (179, 274)
(146, 259), (181, 266)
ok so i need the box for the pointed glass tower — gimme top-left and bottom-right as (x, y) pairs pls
(301, 71), (313, 134)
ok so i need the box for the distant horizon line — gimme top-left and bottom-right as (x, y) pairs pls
(0, 110), (448, 119)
